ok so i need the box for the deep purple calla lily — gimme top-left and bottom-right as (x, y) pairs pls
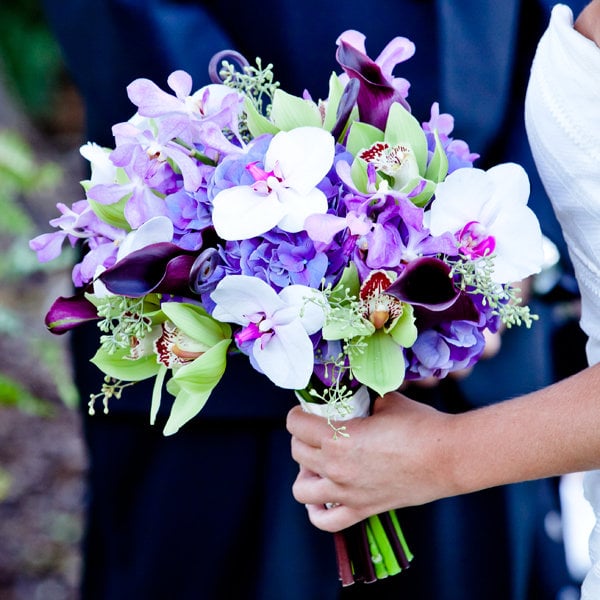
(45, 293), (100, 334)
(386, 257), (460, 310)
(98, 242), (198, 298)
(336, 38), (411, 130)
(386, 257), (480, 329)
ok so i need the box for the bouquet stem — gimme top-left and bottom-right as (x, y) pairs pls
(334, 509), (413, 586)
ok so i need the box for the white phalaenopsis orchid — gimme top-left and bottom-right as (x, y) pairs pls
(427, 163), (544, 284)
(211, 126), (335, 240)
(210, 275), (326, 389)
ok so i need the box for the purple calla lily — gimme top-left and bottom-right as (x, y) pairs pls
(386, 256), (460, 311)
(386, 257), (480, 329)
(335, 31), (414, 130)
(45, 293), (100, 334)
(98, 242), (198, 298)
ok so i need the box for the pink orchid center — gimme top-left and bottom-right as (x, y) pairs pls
(246, 161), (284, 195)
(456, 221), (496, 259)
(235, 317), (274, 348)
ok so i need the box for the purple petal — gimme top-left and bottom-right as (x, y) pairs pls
(45, 294), (99, 334)
(167, 70), (193, 99)
(98, 242), (197, 297)
(386, 257), (459, 310)
(126, 78), (184, 117)
(29, 231), (68, 262)
(336, 40), (410, 130)
(375, 37), (416, 77)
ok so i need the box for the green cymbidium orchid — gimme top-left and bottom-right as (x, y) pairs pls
(91, 301), (232, 435)
(323, 263), (417, 396)
(345, 101), (449, 206)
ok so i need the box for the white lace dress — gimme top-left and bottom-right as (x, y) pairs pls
(525, 4), (600, 597)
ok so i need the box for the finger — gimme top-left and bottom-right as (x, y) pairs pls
(290, 436), (325, 474)
(292, 466), (336, 505)
(286, 405), (331, 447)
(305, 503), (363, 533)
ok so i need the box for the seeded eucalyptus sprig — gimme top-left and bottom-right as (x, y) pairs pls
(218, 56), (280, 117)
(446, 254), (539, 328)
(95, 295), (152, 354)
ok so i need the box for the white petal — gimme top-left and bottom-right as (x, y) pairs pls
(276, 187), (328, 233)
(265, 127), (335, 195)
(487, 163), (530, 207)
(252, 321), (314, 389)
(80, 142), (117, 185)
(428, 168), (491, 235)
(490, 208), (544, 283)
(279, 285), (326, 334)
(212, 186), (286, 240)
(211, 275), (284, 324)
(117, 216), (174, 261)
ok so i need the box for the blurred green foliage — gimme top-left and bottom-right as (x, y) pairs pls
(0, 0), (63, 122)
(0, 130), (78, 410)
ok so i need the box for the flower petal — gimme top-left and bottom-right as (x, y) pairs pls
(45, 294), (99, 334)
(211, 186), (286, 240)
(116, 216), (174, 261)
(278, 285), (325, 334)
(98, 242), (196, 297)
(276, 187), (328, 233)
(265, 127), (335, 195)
(210, 275), (284, 325)
(253, 320), (314, 389)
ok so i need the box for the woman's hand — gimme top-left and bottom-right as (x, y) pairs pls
(286, 392), (456, 532)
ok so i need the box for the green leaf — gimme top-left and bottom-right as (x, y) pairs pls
(88, 196), (131, 231)
(322, 72), (345, 131)
(346, 121), (383, 157)
(348, 330), (406, 396)
(163, 338), (231, 435)
(387, 304), (418, 348)
(330, 262), (360, 302)
(405, 177), (436, 207)
(150, 364), (168, 425)
(244, 97), (280, 138)
(161, 302), (231, 346)
(350, 158), (370, 194)
(269, 89), (323, 130)
(424, 129), (449, 183)
(91, 346), (160, 382)
(384, 102), (428, 174)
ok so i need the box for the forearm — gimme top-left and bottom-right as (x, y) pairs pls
(446, 363), (600, 495)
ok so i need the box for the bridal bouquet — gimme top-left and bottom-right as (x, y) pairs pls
(30, 30), (544, 585)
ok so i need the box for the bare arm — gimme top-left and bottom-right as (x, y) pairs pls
(287, 363), (600, 532)
(575, 0), (600, 45)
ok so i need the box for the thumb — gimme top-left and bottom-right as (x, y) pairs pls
(372, 391), (411, 415)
